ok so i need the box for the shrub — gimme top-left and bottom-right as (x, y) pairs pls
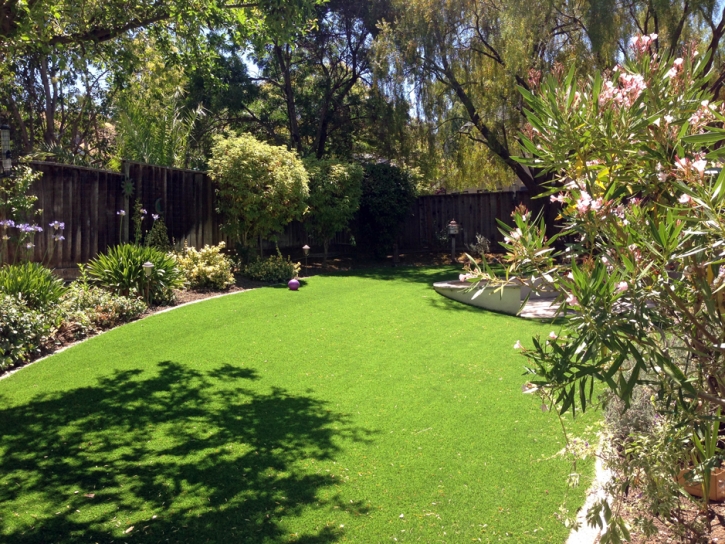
(304, 159), (363, 263)
(358, 163), (417, 257)
(173, 242), (235, 290)
(0, 295), (55, 371)
(59, 283), (147, 337)
(0, 262), (67, 310)
(86, 244), (184, 305)
(466, 233), (491, 258)
(209, 133), (309, 258)
(483, 40), (725, 539)
(243, 252), (300, 283)
(146, 217), (172, 252)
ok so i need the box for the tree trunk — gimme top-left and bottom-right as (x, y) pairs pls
(274, 43), (303, 154)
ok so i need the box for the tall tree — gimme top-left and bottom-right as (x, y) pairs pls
(0, 0), (323, 158)
(246, 0), (402, 159)
(376, 0), (725, 202)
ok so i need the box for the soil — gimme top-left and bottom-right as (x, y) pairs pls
(616, 490), (725, 543)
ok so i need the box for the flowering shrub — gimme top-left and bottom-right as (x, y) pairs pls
(474, 39), (725, 540)
(59, 283), (146, 338)
(0, 294), (55, 371)
(87, 244), (183, 305)
(243, 252), (300, 283)
(0, 262), (67, 310)
(173, 242), (235, 290)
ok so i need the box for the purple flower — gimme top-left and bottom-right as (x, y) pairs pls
(0, 219), (14, 229)
(140, 209), (147, 215)
(152, 214), (159, 221)
(49, 221), (65, 231)
(34, 225), (43, 232)
(25, 242), (34, 249)
(117, 210), (126, 216)
(53, 235), (65, 242)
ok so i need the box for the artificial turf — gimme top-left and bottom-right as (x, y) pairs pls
(0, 266), (596, 543)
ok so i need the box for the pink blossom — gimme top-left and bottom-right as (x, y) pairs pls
(692, 160), (707, 175)
(549, 331), (558, 340)
(566, 293), (579, 306)
(576, 191), (593, 214)
(550, 193), (566, 203)
(616, 282), (628, 292)
(679, 193), (692, 204)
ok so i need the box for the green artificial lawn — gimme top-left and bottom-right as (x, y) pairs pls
(0, 266), (596, 543)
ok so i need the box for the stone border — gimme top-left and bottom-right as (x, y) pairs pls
(566, 441), (612, 544)
(0, 288), (254, 382)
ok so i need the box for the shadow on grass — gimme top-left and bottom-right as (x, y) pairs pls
(327, 265), (460, 286)
(0, 361), (373, 543)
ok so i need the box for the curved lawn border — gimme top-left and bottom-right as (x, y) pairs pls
(0, 288), (255, 383)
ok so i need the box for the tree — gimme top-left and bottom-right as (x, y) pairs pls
(475, 39), (725, 539)
(358, 163), (416, 257)
(208, 133), (309, 257)
(245, 0), (403, 160)
(375, 0), (725, 211)
(0, 0), (323, 159)
(303, 158), (363, 263)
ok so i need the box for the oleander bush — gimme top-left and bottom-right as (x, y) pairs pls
(0, 262), (67, 310)
(60, 283), (147, 337)
(173, 242), (235, 290)
(243, 252), (300, 283)
(0, 294), (56, 370)
(87, 244), (184, 305)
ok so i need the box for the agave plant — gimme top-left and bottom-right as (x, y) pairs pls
(87, 244), (184, 305)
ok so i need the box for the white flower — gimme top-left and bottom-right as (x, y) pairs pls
(679, 193), (692, 204)
(692, 160), (707, 175)
(566, 293), (579, 306)
(549, 331), (558, 340)
(664, 115), (674, 124)
(513, 340), (523, 349)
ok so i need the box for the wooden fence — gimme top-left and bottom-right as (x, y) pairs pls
(398, 191), (531, 251)
(12, 161), (527, 269)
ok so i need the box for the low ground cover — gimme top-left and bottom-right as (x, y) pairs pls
(0, 267), (595, 543)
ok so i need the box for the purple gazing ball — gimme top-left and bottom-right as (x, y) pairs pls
(288, 278), (300, 291)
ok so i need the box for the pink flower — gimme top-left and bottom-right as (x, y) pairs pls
(679, 193), (692, 204)
(692, 160), (707, 175)
(616, 282), (628, 292)
(566, 293), (579, 306)
(549, 331), (558, 340)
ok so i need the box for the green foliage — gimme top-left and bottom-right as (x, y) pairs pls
(114, 88), (205, 169)
(209, 133), (309, 252)
(0, 165), (41, 223)
(243, 252), (300, 283)
(0, 295), (55, 371)
(59, 283), (147, 337)
(173, 242), (235, 290)
(358, 163), (417, 256)
(304, 159), (363, 260)
(86, 244), (183, 305)
(486, 42), (725, 538)
(146, 217), (172, 252)
(0, 262), (68, 310)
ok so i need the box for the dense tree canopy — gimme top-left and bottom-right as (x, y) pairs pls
(3, 0), (725, 192)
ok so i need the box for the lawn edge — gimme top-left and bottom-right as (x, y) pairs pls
(0, 288), (256, 382)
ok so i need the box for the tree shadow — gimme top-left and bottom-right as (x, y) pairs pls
(327, 265), (460, 286)
(0, 361), (374, 543)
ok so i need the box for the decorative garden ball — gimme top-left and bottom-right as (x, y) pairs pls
(288, 278), (300, 291)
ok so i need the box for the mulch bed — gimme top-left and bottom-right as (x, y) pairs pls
(609, 486), (725, 543)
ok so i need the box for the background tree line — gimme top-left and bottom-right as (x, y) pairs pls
(3, 0), (725, 194)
